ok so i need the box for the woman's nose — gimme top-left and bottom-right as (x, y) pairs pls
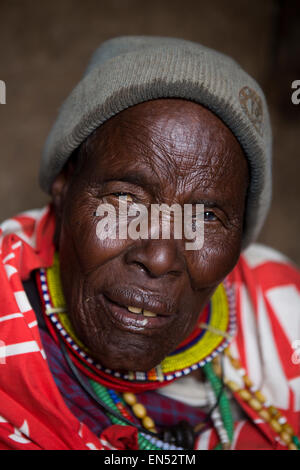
(124, 239), (184, 278)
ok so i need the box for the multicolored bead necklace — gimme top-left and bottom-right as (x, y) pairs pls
(38, 252), (236, 393)
(222, 350), (300, 450)
(87, 362), (233, 450)
(37, 253), (300, 450)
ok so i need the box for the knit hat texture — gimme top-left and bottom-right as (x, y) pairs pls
(40, 35), (272, 249)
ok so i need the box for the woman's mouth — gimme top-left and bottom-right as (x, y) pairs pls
(100, 291), (175, 334)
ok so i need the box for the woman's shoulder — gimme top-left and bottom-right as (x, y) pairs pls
(228, 243), (300, 418)
(242, 243), (292, 267)
(233, 243), (300, 327)
(239, 242), (300, 289)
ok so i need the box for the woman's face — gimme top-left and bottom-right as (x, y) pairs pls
(52, 99), (249, 372)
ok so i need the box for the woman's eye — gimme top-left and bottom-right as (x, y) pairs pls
(204, 210), (218, 221)
(112, 192), (134, 202)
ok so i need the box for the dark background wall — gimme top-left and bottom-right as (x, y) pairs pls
(0, 0), (299, 264)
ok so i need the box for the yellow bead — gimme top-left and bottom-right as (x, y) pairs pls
(149, 427), (157, 434)
(280, 431), (292, 445)
(288, 442), (298, 450)
(123, 393), (137, 406)
(238, 389), (252, 401)
(258, 409), (271, 422)
(132, 403), (147, 419)
(225, 380), (240, 392)
(213, 362), (222, 377)
(142, 416), (155, 430)
(282, 423), (294, 435)
(248, 398), (262, 411)
(254, 390), (267, 403)
(243, 376), (253, 388)
(268, 406), (280, 417)
(269, 419), (282, 433)
(231, 358), (241, 369)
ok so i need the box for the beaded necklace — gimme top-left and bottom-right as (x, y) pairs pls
(87, 362), (233, 450)
(39, 253), (236, 392)
(58, 334), (233, 450)
(37, 253), (236, 449)
(37, 254), (300, 450)
(223, 350), (300, 450)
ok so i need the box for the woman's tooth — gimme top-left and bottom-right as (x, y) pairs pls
(127, 306), (142, 314)
(127, 306), (157, 317)
(143, 310), (157, 317)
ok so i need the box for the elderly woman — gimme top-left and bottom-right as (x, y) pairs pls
(0, 36), (299, 451)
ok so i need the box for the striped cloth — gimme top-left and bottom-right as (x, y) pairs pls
(0, 205), (299, 450)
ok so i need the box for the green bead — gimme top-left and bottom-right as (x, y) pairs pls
(203, 362), (234, 445)
(90, 378), (161, 450)
(145, 444), (153, 450)
(138, 434), (161, 450)
(90, 379), (164, 450)
(292, 435), (300, 448)
(214, 443), (223, 450)
(138, 438), (148, 450)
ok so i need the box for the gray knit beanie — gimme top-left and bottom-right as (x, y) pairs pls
(40, 35), (272, 249)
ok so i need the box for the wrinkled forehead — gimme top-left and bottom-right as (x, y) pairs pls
(78, 99), (248, 176)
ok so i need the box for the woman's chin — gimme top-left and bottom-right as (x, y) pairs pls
(89, 349), (162, 373)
